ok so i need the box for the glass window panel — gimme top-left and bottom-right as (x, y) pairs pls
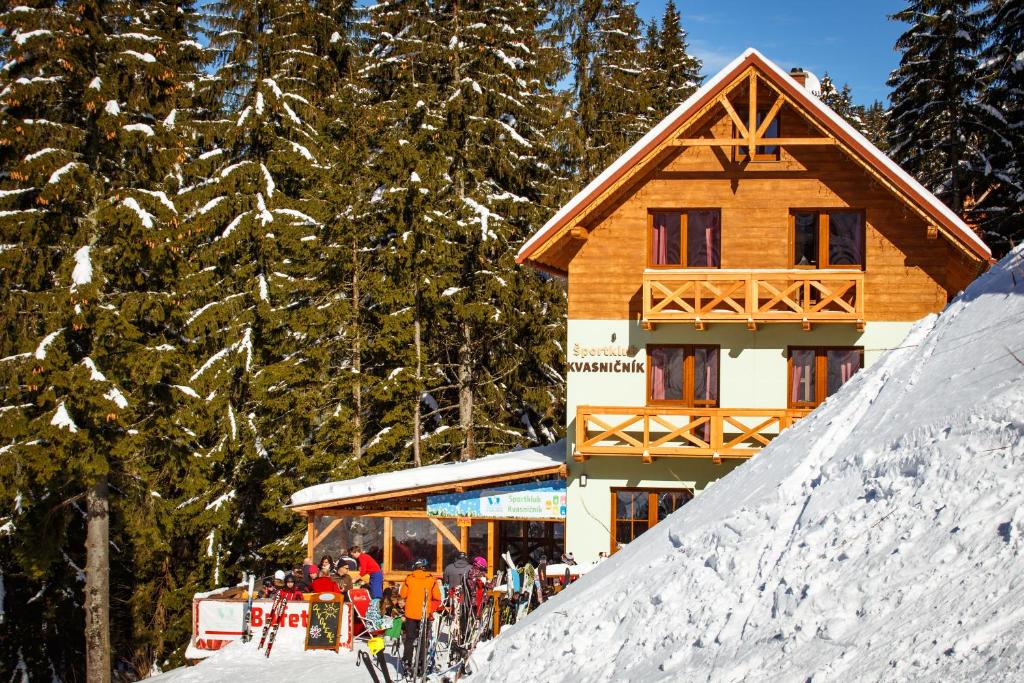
(828, 212), (864, 266)
(615, 521), (638, 547)
(657, 491), (693, 521)
(467, 521), (488, 564)
(826, 349), (862, 396)
(650, 346), (685, 401)
(313, 516), (384, 566)
(693, 346), (719, 406)
(757, 111), (779, 154)
(651, 212), (681, 265)
(790, 349), (816, 405)
(686, 210), (721, 267)
(391, 519), (437, 572)
(793, 212), (818, 266)
(440, 519), (463, 570)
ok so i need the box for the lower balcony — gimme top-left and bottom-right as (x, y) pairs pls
(574, 405), (811, 463)
(643, 269), (865, 330)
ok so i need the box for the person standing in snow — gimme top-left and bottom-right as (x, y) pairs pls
(443, 551), (472, 591)
(399, 558), (442, 676)
(350, 545), (384, 601)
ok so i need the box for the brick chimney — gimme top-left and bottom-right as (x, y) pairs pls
(790, 67), (807, 87)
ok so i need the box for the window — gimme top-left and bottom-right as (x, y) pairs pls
(649, 210), (721, 268)
(612, 488), (694, 553)
(790, 210), (865, 268)
(648, 345), (719, 406)
(499, 520), (564, 566)
(391, 518), (438, 572)
(736, 110), (780, 161)
(788, 347), (863, 408)
(311, 515), (384, 566)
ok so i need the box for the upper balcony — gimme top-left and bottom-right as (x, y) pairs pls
(642, 268), (865, 331)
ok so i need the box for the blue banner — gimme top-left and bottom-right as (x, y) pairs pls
(427, 479), (566, 519)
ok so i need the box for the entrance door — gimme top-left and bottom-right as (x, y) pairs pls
(611, 488), (693, 553)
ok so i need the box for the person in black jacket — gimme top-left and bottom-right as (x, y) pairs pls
(443, 551), (472, 591)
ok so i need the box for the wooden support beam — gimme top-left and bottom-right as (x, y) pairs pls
(428, 517), (463, 551)
(927, 224), (939, 240)
(801, 320), (812, 331)
(856, 320), (866, 332)
(746, 319), (758, 331)
(712, 453), (722, 465)
(570, 226), (588, 240)
(694, 320), (705, 331)
(641, 450), (652, 464)
(573, 450), (585, 463)
(748, 72), (757, 158)
(719, 95), (748, 139)
(755, 95), (786, 139)
(671, 137), (835, 147)
(640, 320), (654, 331)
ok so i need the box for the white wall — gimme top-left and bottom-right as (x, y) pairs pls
(563, 319), (917, 562)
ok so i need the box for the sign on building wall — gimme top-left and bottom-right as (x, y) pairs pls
(568, 342), (644, 374)
(427, 479), (567, 519)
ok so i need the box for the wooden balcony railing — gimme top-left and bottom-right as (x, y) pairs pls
(574, 405), (811, 462)
(642, 269), (865, 329)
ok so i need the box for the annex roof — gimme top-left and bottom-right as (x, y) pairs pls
(517, 48), (991, 275)
(289, 441), (566, 511)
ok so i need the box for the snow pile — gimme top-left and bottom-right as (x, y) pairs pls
(470, 247), (1024, 682)
(290, 440), (565, 507)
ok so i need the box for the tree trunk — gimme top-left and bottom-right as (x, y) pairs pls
(459, 322), (476, 461)
(413, 309), (422, 467)
(85, 477), (111, 683)
(351, 239), (362, 461)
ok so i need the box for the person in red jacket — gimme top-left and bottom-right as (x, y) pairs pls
(350, 545), (384, 601)
(308, 566), (340, 594)
(278, 574), (304, 601)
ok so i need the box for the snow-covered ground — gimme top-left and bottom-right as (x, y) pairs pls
(153, 246), (1024, 681)
(469, 247), (1024, 681)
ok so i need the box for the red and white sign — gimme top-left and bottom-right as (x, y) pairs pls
(190, 598), (352, 657)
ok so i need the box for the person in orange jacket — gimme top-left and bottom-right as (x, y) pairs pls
(399, 559), (441, 675)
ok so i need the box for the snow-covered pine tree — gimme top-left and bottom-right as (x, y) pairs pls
(552, 0), (603, 180)
(647, 0), (701, 119)
(816, 73), (890, 149)
(582, 0), (650, 177)
(357, 0), (454, 467)
(860, 100), (890, 152)
(0, 0), (202, 677)
(427, 0), (567, 460)
(974, 0), (1024, 255)
(175, 0), (354, 589)
(887, 0), (992, 215)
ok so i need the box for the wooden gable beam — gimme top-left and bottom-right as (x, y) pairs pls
(747, 71), (758, 158)
(719, 95), (748, 140)
(755, 94), (786, 139)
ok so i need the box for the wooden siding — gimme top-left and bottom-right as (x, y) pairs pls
(568, 105), (974, 322)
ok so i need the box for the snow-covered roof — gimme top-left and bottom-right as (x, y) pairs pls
(517, 48), (991, 273)
(289, 441), (566, 509)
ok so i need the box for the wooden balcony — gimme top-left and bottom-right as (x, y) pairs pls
(642, 269), (865, 330)
(574, 405), (811, 462)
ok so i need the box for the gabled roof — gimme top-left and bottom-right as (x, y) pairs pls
(517, 48), (991, 275)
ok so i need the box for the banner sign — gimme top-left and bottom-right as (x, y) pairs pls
(191, 598), (352, 656)
(427, 479), (566, 520)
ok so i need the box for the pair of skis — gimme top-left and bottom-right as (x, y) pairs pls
(357, 650), (394, 683)
(256, 592), (287, 657)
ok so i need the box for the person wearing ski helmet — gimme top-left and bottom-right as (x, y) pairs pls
(278, 574), (304, 601)
(399, 558), (441, 676)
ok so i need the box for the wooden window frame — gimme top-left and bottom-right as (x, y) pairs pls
(788, 209), (867, 271)
(734, 108), (782, 162)
(610, 487), (694, 555)
(786, 346), (864, 409)
(646, 344), (720, 407)
(646, 209), (722, 269)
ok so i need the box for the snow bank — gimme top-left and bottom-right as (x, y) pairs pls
(290, 441), (565, 507)
(469, 247), (1024, 682)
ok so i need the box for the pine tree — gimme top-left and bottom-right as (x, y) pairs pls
(0, 0), (203, 677)
(860, 101), (891, 152)
(648, 0), (702, 118)
(974, 0), (1024, 255)
(887, 0), (992, 215)
(583, 0), (651, 176)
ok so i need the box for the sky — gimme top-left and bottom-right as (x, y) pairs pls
(635, 0), (907, 104)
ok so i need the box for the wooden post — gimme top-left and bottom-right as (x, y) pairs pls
(307, 513), (315, 559)
(487, 521), (495, 578)
(748, 72), (757, 158)
(383, 516), (393, 574)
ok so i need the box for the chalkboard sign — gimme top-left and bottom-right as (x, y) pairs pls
(305, 594), (344, 651)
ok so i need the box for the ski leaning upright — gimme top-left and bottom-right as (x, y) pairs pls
(241, 574), (255, 642)
(257, 593), (285, 650)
